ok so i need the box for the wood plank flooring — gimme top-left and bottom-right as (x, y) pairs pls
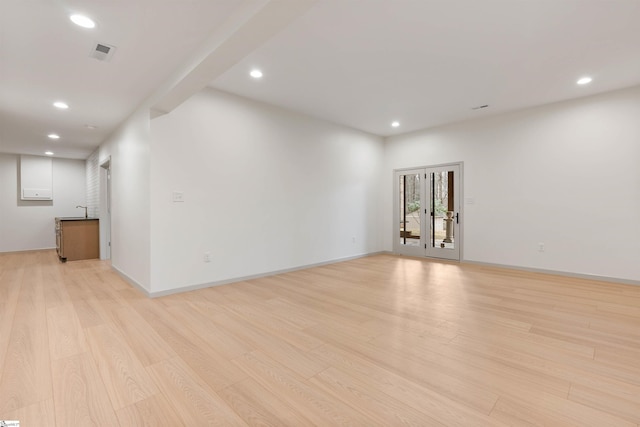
(0, 250), (639, 426)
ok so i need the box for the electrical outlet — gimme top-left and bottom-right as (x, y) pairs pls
(203, 251), (211, 263)
(538, 243), (545, 252)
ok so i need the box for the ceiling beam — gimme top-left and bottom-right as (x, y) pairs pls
(149, 0), (317, 117)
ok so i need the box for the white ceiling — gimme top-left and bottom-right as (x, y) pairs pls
(0, 0), (240, 159)
(212, 0), (640, 136)
(2, 0), (640, 159)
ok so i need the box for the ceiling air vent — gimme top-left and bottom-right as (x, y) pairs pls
(89, 43), (117, 62)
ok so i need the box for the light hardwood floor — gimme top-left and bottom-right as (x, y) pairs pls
(0, 250), (639, 426)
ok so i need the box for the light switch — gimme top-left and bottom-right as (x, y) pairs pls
(172, 191), (184, 202)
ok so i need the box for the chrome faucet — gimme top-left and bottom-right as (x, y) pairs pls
(76, 205), (88, 218)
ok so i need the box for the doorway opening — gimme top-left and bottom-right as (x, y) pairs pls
(394, 163), (462, 260)
(99, 158), (111, 260)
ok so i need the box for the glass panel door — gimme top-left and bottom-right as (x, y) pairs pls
(395, 169), (425, 257)
(426, 165), (460, 260)
(394, 164), (461, 260)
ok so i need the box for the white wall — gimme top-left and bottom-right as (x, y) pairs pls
(96, 108), (151, 291)
(384, 86), (640, 282)
(0, 153), (86, 252)
(85, 150), (100, 219)
(149, 88), (384, 293)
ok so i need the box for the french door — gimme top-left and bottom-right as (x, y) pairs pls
(394, 164), (461, 260)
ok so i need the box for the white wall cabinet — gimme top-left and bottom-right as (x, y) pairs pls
(20, 155), (53, 200)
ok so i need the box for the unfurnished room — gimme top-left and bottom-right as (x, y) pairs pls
(1, 1), (639, 426)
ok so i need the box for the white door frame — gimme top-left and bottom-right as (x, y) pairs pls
(99, 157), (112, 260)
(393, 168), (426, 257)
(393, 162), (463, 261)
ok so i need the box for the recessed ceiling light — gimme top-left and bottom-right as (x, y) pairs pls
(250, 69), (263, 79)
(391, 121), (400, 128)
(48, 134), (60, 140)
(85, 124), (98, 130)
(45, 151), (54, 156)
(70, 14), (95, 29)
(577, 76), (592, 85)
(53, 101), (69, 109)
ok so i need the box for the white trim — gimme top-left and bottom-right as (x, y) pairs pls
(112, 265), (151, 296)
(394, 161), (464, 172)
(461, 260), (640, 287)
(114, 250), (639, 300)
(113, 251), (385, 298)
(99, 157), (112, 260)
(388, 252), (639, 287)
(0, 247), (55, 254)
(392, 162), (464, 260)
(392, 167), (425, 257)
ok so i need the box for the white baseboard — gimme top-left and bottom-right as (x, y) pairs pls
(145, 251), (386, 298)
(112, 265), (151, 297)
(112, 250), (638, 298)
(386, 250), (640, 287)
(0, 246), (56, 254)
(461, 259), (640, 287)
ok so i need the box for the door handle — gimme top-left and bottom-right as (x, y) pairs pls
(456, 212), (459, 224)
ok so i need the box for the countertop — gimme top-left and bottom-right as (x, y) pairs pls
(55, 217), (99, 221)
